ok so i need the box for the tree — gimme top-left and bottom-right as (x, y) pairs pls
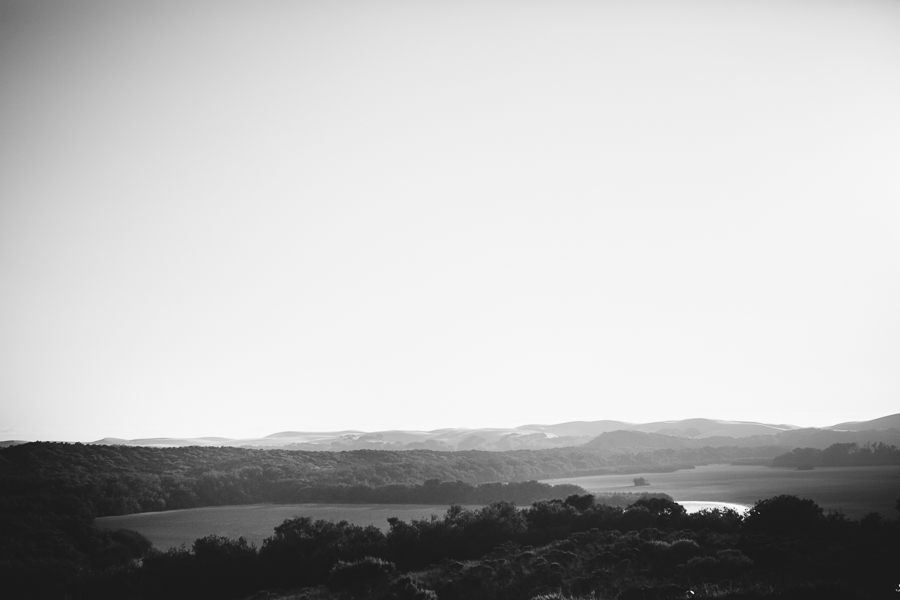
(743, 495), (823, 535)
(628, 497), (686, 524)
(564, 493), (595, 512)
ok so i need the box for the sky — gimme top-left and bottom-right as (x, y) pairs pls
(1, 0), (899, 442)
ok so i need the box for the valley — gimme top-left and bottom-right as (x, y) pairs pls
(542, 463), (900, 518)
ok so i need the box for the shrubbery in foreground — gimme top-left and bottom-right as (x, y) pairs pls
(7, 492), (898, 600)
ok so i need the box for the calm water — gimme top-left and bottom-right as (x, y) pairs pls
(542, 464), (900, 518)
(679, 501), (749, 514)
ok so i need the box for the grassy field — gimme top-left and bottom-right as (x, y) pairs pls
(542, 464), (900, 518)
(95, 499), (742, 551)
(96, 464), (899, 551)
(96, 504), (478, 550)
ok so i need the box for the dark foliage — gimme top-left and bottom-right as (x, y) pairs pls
(0, 490), (153, 599)
(0, 442), (785, 517)
(260, 516), (386, 588)
(771, 442), (900, 468)
(743, 495), (823, 535)
(4, 492), (900, 599)
(327, 556), (396, 590)
(3, 441), (899, 599)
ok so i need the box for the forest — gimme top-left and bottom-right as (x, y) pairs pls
(3, 442), (898, 599)
(0, 442), (784, 515)
(5, 492), (899, 599)
(770, 442), (900, 468)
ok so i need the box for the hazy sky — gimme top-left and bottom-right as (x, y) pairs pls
(1, 0), (899, 442)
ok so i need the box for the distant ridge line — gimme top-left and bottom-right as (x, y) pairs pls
(74, 413), (900, 452)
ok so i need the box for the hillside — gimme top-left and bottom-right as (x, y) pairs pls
(828, 412), (900, 431)
(82, 413), (900, 452)
(88, 417), (806, 451)
(583, 430), (698, 450)
(1, 441), (788, 518)
(771, 441), (900, 468)
(764, 427), (900, 449)
(582, 426), (900, 451)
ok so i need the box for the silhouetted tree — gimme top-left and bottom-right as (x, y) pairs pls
(743, 494), (823, 535)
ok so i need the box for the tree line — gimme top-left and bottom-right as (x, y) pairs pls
(10, 440), (899, 599)
(771, 442), (900, 468)
(0, 442), (785, 517)
(3, 440), (899, 599)
(9, 493), (900, 600)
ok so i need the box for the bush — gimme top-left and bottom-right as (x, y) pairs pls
(669, 538), (702, 562)
(564, 494), (595, 512)
(618, 584), (691, 599)
(385, 575), (438, 600)
(684, 549), (755, 580)
(627, 497), (687, 527)
(858, 512), (884, 532)
(685, 555), (721, 578)
(107, 528), (153, 559)
(327, 556), (396, 589)
(684, 507), (744, 533)
(259, 517), (385, 587)
(717, 548), (753, 572)
(743, 495), (823, 536)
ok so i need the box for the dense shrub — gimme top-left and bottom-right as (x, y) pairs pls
(125, 495), (898, 600)
(772, 442), (900, 468)
(743, 495), (824, 535)
(327, 556), (396, 589)
(191, 535), (260, 598)
(4, 474), (898, 600)
(563, 493), (595, 511)
(684, 507), (744, 533)
(668, 538), (702, 562)
(629, 497), (687, 522)
(260, 517), (386, 587)
(385, 575), (439, 600)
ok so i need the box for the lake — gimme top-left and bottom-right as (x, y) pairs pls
(542, 464), (900, 518)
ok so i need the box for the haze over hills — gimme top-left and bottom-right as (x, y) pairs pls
(827, 412), (900, 431)
(583, 427), (900, 451)
(78, 413), (900, 452)
(513, 418), (798, 439)
(0, 440), (28, 448)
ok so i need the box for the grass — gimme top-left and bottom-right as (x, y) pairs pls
(96, 464), (899, 551)
(96, 503), (479, 550)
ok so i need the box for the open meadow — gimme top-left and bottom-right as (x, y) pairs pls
(93, 464), (899, 553)
(542, 463), (900, 518)
(96, 503), (481, 550)
(94, 499), (739, 551)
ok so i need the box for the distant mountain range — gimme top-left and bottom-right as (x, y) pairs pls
(828, 412), (900, 431)
(74, 412), (900, 452)
(583, 426), (900, 451)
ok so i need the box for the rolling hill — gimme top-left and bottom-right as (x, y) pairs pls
(87, 413), (899, 451)
(827, 412), (900, 431)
